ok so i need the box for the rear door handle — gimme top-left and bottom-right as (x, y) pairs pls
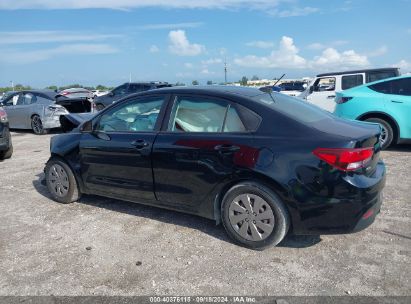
(131, 139), (150, 149)
(391, 100), (403, 103)
(327, 95), (336, 99)
(214, 144), (240, 154)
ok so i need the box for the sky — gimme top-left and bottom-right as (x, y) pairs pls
(0, 0), (410, 88)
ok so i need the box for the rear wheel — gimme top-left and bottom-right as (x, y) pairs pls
(365, 117), (394, 149)
(221, 182), (289, 250)
(31, 115), (49, 135)
(45, 158), (81, 203)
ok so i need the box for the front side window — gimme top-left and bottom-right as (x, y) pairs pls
(128, 84), (143, 93)
(390, 78), (411, 96)
(168, 96), (247, 133)
(313, 77), (336, 92)
(342, 74), (363, 90)
(112, 84), (128, 96)
(97, 96), (165, 132)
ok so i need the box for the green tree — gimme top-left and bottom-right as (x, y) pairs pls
(251, 75), (259, 81)
(206, 80), (213, 85)
(45, 85), (58, 90)
(192, 80), (199, 85)
(239, 76), (248, 86)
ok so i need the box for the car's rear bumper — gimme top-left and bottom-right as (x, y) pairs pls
(42, 115), (62, 129)
(290, 161), (386, 235)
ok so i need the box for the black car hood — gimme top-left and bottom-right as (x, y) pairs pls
(60, 112), (96, 132)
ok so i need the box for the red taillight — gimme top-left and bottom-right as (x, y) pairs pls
(313, 147), (374, 171)
(0, 109), (7, 122)
(362, 209), (374, 220)
(61, 92), (70, 96)
(336, 96), (353, 104)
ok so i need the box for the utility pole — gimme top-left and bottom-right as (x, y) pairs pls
(10, 81), (14, 91)
(129, 72), (132, 83)
(224, 57), (227, 85)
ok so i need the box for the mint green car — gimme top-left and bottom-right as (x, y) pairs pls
(334, 75), (411, 149)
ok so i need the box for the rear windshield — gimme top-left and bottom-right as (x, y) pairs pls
(252, 92), (332, 124)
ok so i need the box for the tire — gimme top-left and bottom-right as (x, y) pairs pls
(45, 158), (81, 204)
(0, 133), (13, 160)
(31, 115), (49, 135)
(221, 181), (290, 250)
(96, 104), (105, 111)
(365, 118), (394, 149)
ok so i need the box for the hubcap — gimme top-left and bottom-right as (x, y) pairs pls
(228, 193), (275, 241)
(32, 116), (43, 134)
(48, 164), (69, 197)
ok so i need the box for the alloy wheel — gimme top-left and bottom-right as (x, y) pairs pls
(379, 125), (387, 146)
(228, 193), (275, 241)
(48, 164), (70, 197)
(32, 116), (44, 134)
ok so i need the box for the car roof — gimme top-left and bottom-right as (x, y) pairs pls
(61, 88), (90, 92)
(145, 85), (267, 98)
(19, 90), (57, 99)
(317, 67), (399, 77)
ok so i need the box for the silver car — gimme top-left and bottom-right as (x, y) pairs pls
(0, 90), (93, 134)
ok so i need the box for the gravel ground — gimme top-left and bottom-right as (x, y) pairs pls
(0, 131), (410, 296)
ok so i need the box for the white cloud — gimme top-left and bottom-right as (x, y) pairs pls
(368, 46), (387, 57)
(184, 62), (193, 68)
(235, 36), (369, 70)
(246, 40), (275, 49)
(235, 36), (306, 68)
(201, 68), (215, 75)
(312, 48), (369, 69)
(201, 58), (222, 65)
(307, 40), (348, 50)
(168, 30), (205, 56)
(0, 44), (118, 64)
(149, 45), (159, 53)
(269, 6), (319, 17)
(138, 22), (203, 30)
(394, 59), (411, 71)
(0, 0), (286, 11)
(0, 31), (121, 44)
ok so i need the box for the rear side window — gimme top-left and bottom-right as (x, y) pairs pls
(342, 74), (363, 90)
(369, 81), (392, 94)
(367, 70), (398, 83)
(168, 96), (253, 133)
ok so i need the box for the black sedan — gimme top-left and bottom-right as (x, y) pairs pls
(0, 107), (13, 160)
(44, 86), (385, 249)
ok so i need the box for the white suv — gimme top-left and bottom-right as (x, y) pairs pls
(300, 68), (399, 112)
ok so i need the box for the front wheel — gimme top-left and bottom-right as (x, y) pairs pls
(365, 118), (394, 149)
(31, 115), (49, 135)
(221, 182), (290, 250)
(45, 158), (81, 203)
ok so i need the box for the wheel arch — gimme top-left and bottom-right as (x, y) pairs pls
(356, 111), (400, 144)
(213, 173), (292, 226)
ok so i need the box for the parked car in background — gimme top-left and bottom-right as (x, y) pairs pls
(334, 75), (411, 149)
(45, 86), (385, 250)
(0, 90), (94, 134)
(91, 90), (108, 97)
(278, 81), (307, 97)
(58, 88), (93, 99)
(0, 107), (13, 160)
(94, 82), (172, 110)
(300, 68), (400, 112)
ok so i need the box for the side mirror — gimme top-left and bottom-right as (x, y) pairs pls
(80, 120), (93, 133)
(309, 86), (314, 94)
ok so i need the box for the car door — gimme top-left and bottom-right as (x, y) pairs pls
(306, 76), (337, 112)
(385, 78), (411, 139)
(4, 93), (32, 129)
(1, 93), (20, 128)
(79, 94), (169, 201)
(152, 94), (259, 214)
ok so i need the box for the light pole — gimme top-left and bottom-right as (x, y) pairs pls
(10, 81), (14, 91)
(224, 58), (227, 84)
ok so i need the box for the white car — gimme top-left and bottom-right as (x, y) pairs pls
(91, 90), (109, 97)
(299, 68), (400, 112)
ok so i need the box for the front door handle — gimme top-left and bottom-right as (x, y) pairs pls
(214, 144), (240, 154)
(327, 95), (336, 99)
(131, 139), (150, 149)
